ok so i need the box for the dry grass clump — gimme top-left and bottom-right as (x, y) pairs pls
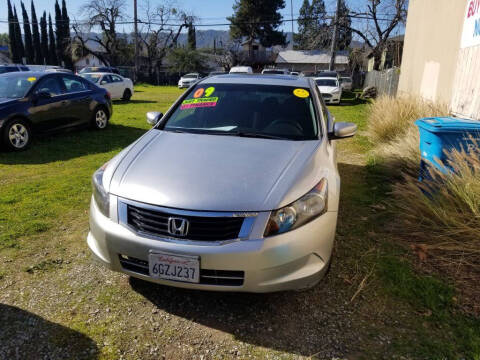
(366, 95), (449, 145)
(392, 145), (480, 265)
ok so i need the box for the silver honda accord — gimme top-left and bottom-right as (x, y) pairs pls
(88, 74), (357, 292)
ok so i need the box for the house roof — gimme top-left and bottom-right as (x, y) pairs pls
(275, 50), (349, 65)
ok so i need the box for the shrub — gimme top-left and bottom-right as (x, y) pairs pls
(366, 95), (449, 146)
(392, 144), (480, 264)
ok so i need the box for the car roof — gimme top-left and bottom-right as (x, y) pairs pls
(0, 71), (48, 78)
(201, 74), (311, 87)
(80, 72), (119, 76)
(314, 77), (338, 80)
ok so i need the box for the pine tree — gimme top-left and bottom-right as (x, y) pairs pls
(294, 0), (312, 50)
(7, 0), (18, 62)
(335, 0), (352, 51)
(61, 0), (72, 69)
(48, 14), (57, 65)
(40, 11), (48, 65)
(294, 0), (330, 50)
(31, 0), (42, 64)
(228, 0), (286, 58)
(13, 6), (25, 63)
(54, 0), (63, 65)
(187, 23), (196, 50)
(21, 1), (34, 63)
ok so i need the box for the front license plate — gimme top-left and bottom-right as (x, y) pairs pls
(148, 252), (200, 283)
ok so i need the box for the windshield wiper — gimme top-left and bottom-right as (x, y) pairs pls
(231, 131), (287, 140)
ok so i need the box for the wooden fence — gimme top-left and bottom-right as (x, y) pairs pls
(364, 67), (401, 97)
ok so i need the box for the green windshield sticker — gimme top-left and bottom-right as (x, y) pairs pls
(181, 97), (219, 110)
(204, 86), (215, 97)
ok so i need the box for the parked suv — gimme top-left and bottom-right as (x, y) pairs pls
(261, 68), (290, 75)
(0, 64), (30, 74)
(87, 74), (357, 292)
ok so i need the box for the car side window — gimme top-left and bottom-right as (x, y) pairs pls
(34, 77), (63, 96)
(101, 75), (113, 84)
(111, 75), (123, 82)
(61, 75), (88, 93)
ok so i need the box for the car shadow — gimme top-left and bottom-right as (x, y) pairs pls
(0, 304), (99, 359)
(128, 162), (372, 358)
(0, 124), (146, 165)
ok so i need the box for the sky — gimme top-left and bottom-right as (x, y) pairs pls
(1, 0), (405, 38)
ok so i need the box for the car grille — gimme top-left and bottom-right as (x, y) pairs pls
(119, 255), (245, 286)
(126, 204), (245, 241)
(322, 93), (332, 99)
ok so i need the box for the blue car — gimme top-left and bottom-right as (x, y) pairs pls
(0, 72), (112, 151)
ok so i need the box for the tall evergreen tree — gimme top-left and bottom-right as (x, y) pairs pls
(40, 11), (48, 64)
(228, 0), (286, 58)
(21, 1), (34, 63)
(294, 0), (330, 50)
(187, 23), (196, 50)
(61, 0), (72, 68)
(13, 6), (25, 62)
(335, 0), (352, 50)
(7, 0), (18, 62)
(31, 0), (42, 64)
(48, 14), (57, 65)
(54, 0), (63, 65)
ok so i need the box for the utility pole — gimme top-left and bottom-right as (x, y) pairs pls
(290, 0), (294, 37)
(329, 0), (341, 71)
(134, 0), (139, 82)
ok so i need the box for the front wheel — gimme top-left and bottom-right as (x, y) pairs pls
(92, 107), (109, 130)
(122, 89), (132, 101)
(2, 119), (32, 151)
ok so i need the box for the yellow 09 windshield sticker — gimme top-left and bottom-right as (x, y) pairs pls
(27, 77), (37, 82)
(293, 88), (309, 98)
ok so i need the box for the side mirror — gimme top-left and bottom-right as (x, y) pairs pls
(328, 122), (357, 140)
(146, 111), (163, 126)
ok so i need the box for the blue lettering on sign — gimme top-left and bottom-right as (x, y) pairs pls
(475, 18), (480, 37)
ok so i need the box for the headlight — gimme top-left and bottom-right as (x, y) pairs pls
(332, 90), (341, 95)
(92, 162), (110, 217)
(264, 179), (328, 237)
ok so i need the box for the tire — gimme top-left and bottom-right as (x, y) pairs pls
(2, 118), (32, 151)
(91, 107), (109, 130)
(122, 89), (132, 101)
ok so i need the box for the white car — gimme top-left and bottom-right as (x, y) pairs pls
(80, 72), (134, 101)
(261, 68), (290, 75)
(178, 73), (201, 89)
(315, 77), (342, 105)
(340, 77), (353, 91)
(229, 66), (253, 74)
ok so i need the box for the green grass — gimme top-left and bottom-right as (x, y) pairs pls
(1, 87), (479, 359)
(0, 85), (183, 253)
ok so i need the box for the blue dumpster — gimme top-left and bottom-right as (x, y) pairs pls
(415, 117), (480, 179)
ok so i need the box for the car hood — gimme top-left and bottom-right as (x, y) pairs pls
(108, 130), (322, 212)
(317, 86), (340, 94)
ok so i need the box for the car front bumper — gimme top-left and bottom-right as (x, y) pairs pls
(87, 197), (338, 293)
(323, 93), (341, 104)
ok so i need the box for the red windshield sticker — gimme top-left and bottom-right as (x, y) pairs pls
(180, 97), (219, 110)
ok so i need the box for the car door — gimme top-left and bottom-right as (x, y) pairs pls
(110, 75), (124, 98)
(100, 75), (116, 98)
(28, 75), (69, 133)
(58, 75), (94, 128)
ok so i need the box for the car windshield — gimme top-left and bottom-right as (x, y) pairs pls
(80, 73), (101, 83)
(341, 77), (352, 82)
(316, 79), (338, 87)
(183, 74), (198, 78)
(163, 83), (319, 140)
(0, 66), (18, 74)
(263, 70), (285, 74)
(0, 73), (38, 98)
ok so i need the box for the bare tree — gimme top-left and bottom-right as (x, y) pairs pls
(72, 0), (127, 66)
(138, 0), (192, 82)
(349, 0), (407, 70)
(215, 40), (242, 70)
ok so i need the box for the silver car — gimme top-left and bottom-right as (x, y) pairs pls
(88, 75), (357, 292)
(178, 73), (201, 89)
